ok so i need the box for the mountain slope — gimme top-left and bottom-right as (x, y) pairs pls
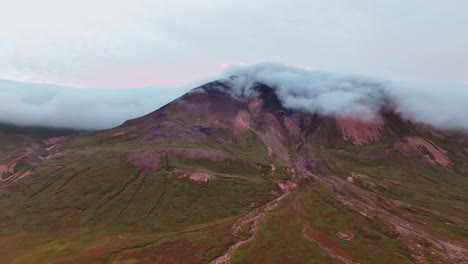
(0, 80), (467, 263)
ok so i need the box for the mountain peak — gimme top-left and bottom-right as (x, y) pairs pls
(1, 75), (467, 263)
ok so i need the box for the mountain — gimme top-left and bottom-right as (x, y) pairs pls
(0, 80), (467, 263)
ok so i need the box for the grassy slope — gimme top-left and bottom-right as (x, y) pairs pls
(231, 186), (413, 264)
(0, 128), (283, 263)
(0, 123), (466, 263)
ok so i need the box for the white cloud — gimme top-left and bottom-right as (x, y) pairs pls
(1, 63), (467, 131)
(0, 79), (200, 130)
(223, 63), (468, 130)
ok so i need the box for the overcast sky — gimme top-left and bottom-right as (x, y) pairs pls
(1, 0), (467, 88)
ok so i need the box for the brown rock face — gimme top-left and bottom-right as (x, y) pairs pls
(335, 117), (382, 145)
(232, 110), (253, 136)
(248, 98), (263, 117)
(42, 136), (66, 146)
(255, 113), (290, 162)
(278, 180), (298, 193)
(123, 80), (462, 172)
(179, 172), (217, 183)
(283, 167), (297, 177)
(284, 116), (301, 137)
(0, 161), (16, 177)
(394, 136), (452, 167)
(337, 232), (354, 241)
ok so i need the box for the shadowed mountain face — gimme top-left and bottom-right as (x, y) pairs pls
(0, 80), (467, 263)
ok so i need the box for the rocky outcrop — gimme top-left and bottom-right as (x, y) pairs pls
(394, 136), (452, 167)
(179, 172), (217, 183)
(336, 117), (382, 145)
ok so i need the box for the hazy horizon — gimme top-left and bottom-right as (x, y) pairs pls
(1, 63), (468, 131)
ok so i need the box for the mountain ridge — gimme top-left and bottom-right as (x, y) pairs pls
(0, 79), (467, 263)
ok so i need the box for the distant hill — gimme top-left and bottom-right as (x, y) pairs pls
(0, 122), (85, 136)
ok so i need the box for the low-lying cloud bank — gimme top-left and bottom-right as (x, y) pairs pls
(1, 63), (467, 131)
(223, 63), (468, 130)
(0, 80), (197, 130)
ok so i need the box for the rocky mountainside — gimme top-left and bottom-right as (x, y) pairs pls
(0, 80), (467, 263)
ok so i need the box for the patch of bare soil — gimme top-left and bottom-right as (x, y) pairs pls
(232, 110), (253, 136)
(0, 136), (68, 183)
(335, 117), (382, 145)
(111, 131), (126, 138)
(278, 180), (298, 193)
(0, 170), (32, 183)
(283, 167), (297, 177)
(283, 116), (301, 137)
(11, 170), (32, 183)
(247, 98), (263, 117)
(255, 113), (290, 162)
(42, 150), (65, 160)
(0, 161), (16, 177)
(179, 172), (217, 183)
(394, 136), (452, 167)
(336, 232), (354, 241)
(357, 136), (454, 167)
(42, 136), (66, 146)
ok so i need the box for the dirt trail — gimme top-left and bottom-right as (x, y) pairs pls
(210, 191), (289, 264)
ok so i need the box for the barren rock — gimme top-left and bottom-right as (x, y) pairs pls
(337, 232), (354, 241)
(179, 172), (217, 183)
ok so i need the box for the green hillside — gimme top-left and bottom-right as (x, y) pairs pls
(0, 83), (466, 263)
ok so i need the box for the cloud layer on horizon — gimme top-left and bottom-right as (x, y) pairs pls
(223, 63), (468, 130)
(1, 63), (467, 131)
(0, 80), (194, 130)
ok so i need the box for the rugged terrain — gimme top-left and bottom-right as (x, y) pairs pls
(0, 81), (467, 263)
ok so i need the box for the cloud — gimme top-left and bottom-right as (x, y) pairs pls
(222, 63), (468, 130)
(0, 80), (204, 130)
(1, 63), (467, 131)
